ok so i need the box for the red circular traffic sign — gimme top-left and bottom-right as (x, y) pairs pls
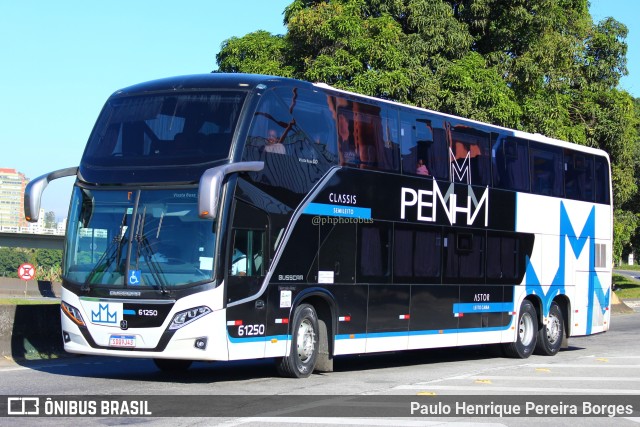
(18, 263), (36, 281)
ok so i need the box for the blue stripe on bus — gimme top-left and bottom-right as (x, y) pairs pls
(228, 323), (513, 343)
(303, 203), (371, 219)
(336, 320), (514, 340)
(123, 309), (136, 315)
(227, 334), (290, 343)
(452, 302), (514, 313)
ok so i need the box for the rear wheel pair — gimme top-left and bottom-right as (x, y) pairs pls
(535, 302), (564, 356)
(503, 300), (564, 358)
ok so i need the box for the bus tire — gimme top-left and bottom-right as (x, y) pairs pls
(277, 304), (319, 378)
(503, 300), (537, 359)
(153, 358), (193, 372)
(534, 301), (564, 356)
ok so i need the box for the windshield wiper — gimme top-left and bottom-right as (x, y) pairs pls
(81, 212), (128, 291)
(133, 209), (169, 294)
(81, 211), (129, 292)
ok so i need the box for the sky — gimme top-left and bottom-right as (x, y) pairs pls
(0, 0), (637, 220)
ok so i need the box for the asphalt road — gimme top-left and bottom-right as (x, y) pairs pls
(615, 269), (640, 283)
(1, 311), (639, 426)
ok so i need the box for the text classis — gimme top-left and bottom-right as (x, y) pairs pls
(329, 193), (357, 205)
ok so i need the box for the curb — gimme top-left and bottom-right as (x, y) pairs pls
(611, 292), (636, 314)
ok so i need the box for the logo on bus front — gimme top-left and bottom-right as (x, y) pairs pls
(91, 303), (117, 324)
(81, 299), (123, 326)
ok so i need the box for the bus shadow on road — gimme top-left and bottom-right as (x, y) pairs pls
(19, 355), (282, 384)
(331, 345), (508, 374)
(18, 343), (588, 384)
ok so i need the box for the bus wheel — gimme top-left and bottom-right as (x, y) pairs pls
(277, 304), (319, 378)
(503, 300), (537, 359)
(535, 302), (564, 356)
(153, 358), (193, 372)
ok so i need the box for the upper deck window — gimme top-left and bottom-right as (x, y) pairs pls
(449, 125), (491, 186)
(83, 91), (246, 168)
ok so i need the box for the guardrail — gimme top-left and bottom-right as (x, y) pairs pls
(0, 232), (64, 250)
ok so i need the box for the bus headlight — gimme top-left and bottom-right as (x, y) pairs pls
(61, 301), (86, 327)
(168, 306), (212, 330)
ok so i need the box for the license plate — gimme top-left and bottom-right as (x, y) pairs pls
(109, 335), (136, 348)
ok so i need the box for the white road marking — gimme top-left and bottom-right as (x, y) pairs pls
(524, 364), (637, 368)
(464, 376), (640, 382)
(0, 366), (29, 372)
(393, 385), (640, 394)
(215, 417), (506, 427)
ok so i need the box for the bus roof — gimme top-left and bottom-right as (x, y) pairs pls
(111, 73), (308, 97)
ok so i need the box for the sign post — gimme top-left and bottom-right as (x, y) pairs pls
(18, 263), (36, 297)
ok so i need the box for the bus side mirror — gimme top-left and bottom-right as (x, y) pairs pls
(198, 162), (264, 220)
(24, 167), (78, 222)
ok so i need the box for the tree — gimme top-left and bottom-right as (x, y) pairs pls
(217, 31), (295, 77)
(44, 211), (57, 229)
(613, 209), (639, 265)
(34, 249), (62, 271)
(215, 0), (639, 255)
(622, 97), (640, 259)
(0, 247), (29, 278)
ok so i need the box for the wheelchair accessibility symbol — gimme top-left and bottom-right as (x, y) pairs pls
(128, 270), (141, 285)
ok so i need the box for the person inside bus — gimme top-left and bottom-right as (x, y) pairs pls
(264, 128), (286, 154)
(416, 158), (430, 176)
(337, 112), (359, 166)
(231, 248), (247, 276)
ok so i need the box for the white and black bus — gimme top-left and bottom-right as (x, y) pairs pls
(25, 73), (612, 377)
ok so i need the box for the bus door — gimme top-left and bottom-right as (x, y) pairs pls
(360, 223), (411, 352)
(225, 200), (269, 359)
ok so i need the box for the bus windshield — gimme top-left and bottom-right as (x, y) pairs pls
(64, 187), (215, 289)
(82, 91), (246, 168)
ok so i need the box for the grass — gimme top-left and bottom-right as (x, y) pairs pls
(0, 298), (59, 305)
(613, 273), (640, 300)
(617, 263), (640, 271)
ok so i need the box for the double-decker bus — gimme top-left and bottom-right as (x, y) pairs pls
(25, 73), (612, 378)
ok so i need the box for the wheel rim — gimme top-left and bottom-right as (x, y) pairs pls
(296, 318), (316, 363)
(546, 314), (561, 345)
(519, 312), (535, 346)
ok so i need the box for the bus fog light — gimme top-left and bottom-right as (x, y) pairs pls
(63, 331), (71, 343)
(168, 306), (212, 330)
(195, 338), (207, 350)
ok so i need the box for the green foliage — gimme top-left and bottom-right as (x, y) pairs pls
(612, 274), (640, 300)
(214, 0), (640, 255)
(287, 0), (410, 89)
(613, 209), (639, 265)
(34, 249), (62, 270)
(0, 248), (62, 281)
(584, 17), (628, 90)
(34, 249), (62, 281)
(44, 211), (57, 229)
(0, 298), (60, 305)
(216, 31), (295, 77)
(0, 247), (30, 278)
(439, 52), (521, 128)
